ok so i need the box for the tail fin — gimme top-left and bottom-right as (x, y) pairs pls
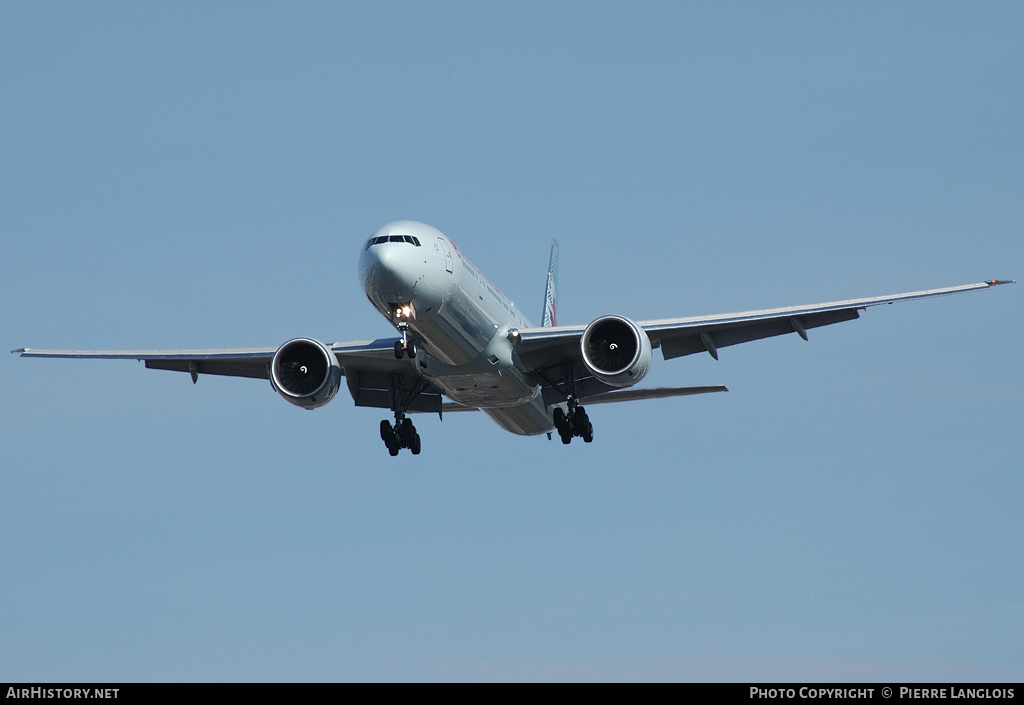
(541, 239), (559, 328)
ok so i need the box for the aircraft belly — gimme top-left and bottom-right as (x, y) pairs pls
(410, 277), (504, 365)
(433, 290), (500, 355)
(429, 368), (538, 408)
(410, 316), (478, 366)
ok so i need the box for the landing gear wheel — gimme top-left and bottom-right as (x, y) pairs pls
(394, 339), (417, 360)
(575, 406), (588, 427)
(380, 415), (422, 456)
(380, 419), (400, 456)
(553, 407), (567, 431)
(555, 403), (596, 445)
(400, 418), (415, 443)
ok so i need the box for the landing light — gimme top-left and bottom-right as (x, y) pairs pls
(393, 302), (415, 323)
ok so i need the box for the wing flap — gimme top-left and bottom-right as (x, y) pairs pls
(344, 368), (443, 413)
(330, 338), (414, 375)
(145, 358), (270, 380)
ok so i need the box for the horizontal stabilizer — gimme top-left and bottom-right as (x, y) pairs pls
(428, 385), (724, 413)
(437, 402), (480, 413)
(581, 385), (728, 405)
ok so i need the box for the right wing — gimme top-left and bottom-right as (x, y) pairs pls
(511, 279), (1013, 402)
(640, 280), (1014, 361)
(517, 280), (1013, 367)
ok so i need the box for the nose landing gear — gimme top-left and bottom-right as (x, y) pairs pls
(392, 304), (417, 360)
(393, 323), (417, 360)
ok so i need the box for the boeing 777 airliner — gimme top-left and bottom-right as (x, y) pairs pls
(14, 221), (1013, 455)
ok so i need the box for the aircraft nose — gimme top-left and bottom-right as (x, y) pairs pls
(361, 243), (419, 301)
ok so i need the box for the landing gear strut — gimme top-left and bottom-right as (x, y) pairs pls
(553, 400), (593, 445)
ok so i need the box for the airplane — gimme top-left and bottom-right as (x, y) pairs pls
(14, 220), (1013, 456)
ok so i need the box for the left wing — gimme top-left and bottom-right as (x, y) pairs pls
(14, 347), (279, 381)
(14, 338), (444, 412)
(14, 339), (413, 379)
(514, 280), (1013, 400)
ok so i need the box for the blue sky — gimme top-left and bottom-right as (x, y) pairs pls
(2, 2), (1021, 682)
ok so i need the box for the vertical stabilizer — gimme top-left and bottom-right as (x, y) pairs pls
(541, 239), (559, 328)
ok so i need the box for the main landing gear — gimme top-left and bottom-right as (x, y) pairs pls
(553, 401), (593, 445)
(540, 362), (595, 446)
(379, 372), (425, 456)
(380, 415), (421, 456)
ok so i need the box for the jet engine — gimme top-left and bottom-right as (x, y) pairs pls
(270, 338), (342, 409)
(580, 315), (652, 388)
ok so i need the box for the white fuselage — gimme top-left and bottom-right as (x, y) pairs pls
(358, 221), (555, 435)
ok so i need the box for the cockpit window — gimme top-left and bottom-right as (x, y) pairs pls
(364, 234), (421, 249)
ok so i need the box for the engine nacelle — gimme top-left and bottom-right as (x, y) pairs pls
(270, 338), (341, 409)
(580, 315), (652, 388)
